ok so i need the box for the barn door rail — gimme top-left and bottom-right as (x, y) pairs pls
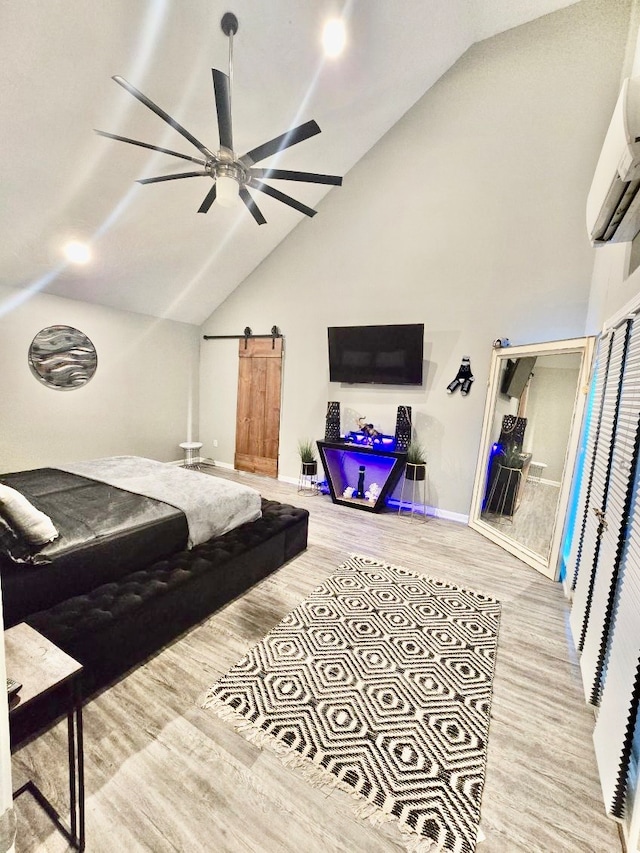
(203, 326), (282, 349)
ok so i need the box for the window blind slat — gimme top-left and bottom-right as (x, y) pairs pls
(580, 319), (640, 705)
(566, 337), (611, 589)
(593, 503), (640, 816)
(571, 323), (630, 652)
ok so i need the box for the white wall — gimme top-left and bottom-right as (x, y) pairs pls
(200, 0), (631, 517)
(0, 285), (200, 472)
(524, 365), (581, 482)
(586, 0), (640, 330)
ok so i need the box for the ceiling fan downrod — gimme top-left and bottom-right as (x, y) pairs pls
(220, 12), (238, 147)
(214, 12), (240, 204)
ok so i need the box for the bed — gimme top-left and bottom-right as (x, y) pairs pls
(0, 457), (309, 741)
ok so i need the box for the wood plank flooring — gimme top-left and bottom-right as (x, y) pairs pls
(10, 468), (622, 852)
(481, 480), (560, 559)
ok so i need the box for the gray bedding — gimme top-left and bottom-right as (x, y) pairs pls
(60, 456), (262, 547)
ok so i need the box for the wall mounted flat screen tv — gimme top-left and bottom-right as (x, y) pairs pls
(500, 356), (537, 398)
(328, 324), (424, 385)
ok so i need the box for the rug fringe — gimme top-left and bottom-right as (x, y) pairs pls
(202, 691), (444, 852)
(347, 553), (501, 605)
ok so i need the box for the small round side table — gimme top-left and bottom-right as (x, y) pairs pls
(179, 441), (203, 470)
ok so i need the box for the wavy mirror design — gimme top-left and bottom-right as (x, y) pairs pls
(469, 337), (595, 580)
(28, 325), (98, 390)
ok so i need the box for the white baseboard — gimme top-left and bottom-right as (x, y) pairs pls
(390, 500), (468, 524)
(278, 474), (298, 486)
(427, 506), (469, 524)
(213, 459), (237, 471)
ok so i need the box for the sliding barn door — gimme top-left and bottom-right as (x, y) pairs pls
(234, 337), (283, 477)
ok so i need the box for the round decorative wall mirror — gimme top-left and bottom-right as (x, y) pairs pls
(28, 325), (98, 390)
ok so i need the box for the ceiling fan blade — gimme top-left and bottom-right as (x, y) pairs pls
(212, 69), (233, 152)
(94, 130), (207, 165)
(112, 76), (216, 160)
(137, 170), (209, 185)
(249, 167), (342, 186)
(239, 187), (266, 225)
(240, 120), (321, 167)
(198, 183), (218, 214)
(248, 179), (317, 218)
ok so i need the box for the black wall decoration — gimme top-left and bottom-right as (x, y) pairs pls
(447, 357), (474, 396)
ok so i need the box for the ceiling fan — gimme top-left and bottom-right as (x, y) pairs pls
(95, 12), (342, 225)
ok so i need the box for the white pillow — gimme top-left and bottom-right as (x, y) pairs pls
(0, 484), (58, 545)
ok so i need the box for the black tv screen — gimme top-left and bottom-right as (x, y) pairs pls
(500, 356), (537, 398)
(328, 324), (424, 385)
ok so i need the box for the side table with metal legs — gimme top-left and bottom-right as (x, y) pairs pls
(6, 623), (85, 851)
(179, 441), (203, 470)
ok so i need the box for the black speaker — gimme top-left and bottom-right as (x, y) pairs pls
(325, 401), (341, 441)
(394, 405), (412, 451)
(499, 415), (527, 450)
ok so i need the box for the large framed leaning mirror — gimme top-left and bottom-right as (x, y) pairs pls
(469, 337), (595, 580)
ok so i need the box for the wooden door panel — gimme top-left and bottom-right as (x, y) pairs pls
(235, 338), (282, 477)
(263, 357), (282, 460)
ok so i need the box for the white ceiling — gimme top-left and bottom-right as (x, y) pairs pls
(0, 0), (579, 325)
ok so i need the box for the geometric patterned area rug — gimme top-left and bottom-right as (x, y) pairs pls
(203, 555), (501, 853)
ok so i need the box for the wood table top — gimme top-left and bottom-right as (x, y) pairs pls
(4, 622), (82, 713)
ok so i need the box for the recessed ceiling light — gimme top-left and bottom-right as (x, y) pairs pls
(63, 240), (91, 265)
(322, 19), (346, 58)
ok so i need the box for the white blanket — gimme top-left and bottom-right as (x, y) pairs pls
(58, 456), (262, 548)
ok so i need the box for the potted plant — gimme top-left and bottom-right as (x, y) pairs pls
(500, 441), (524, 470)
(405, 441), (427, 481)
(298, 439), (318, 477)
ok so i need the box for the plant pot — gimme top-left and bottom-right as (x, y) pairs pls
(301, 461), (317, 477)
(486, 463), (521, 515)
(406, 462), (426, 481)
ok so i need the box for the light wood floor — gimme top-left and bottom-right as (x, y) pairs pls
(11, 468), (623, 852)
(481, 480), (560, 559)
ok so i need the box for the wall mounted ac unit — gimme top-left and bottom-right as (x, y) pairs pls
(587, 77), (640, 246)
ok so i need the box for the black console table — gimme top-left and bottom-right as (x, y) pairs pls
(317, 440), (407, 513)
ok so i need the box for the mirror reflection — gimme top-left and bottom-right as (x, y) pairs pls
(479, 352), (582, 560)
(469, 337), (594, 580)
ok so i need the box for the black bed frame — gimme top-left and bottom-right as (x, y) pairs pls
(7, 498), (309, 744)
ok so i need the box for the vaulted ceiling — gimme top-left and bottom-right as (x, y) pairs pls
(1, 0), (580, 325)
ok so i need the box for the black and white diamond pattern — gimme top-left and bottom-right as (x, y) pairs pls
(207, 555), (501, 853)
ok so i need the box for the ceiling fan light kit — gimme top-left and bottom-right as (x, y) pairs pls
(96, 11), (342, 224)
